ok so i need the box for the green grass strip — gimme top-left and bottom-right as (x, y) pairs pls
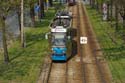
(86, 5), (125, 83)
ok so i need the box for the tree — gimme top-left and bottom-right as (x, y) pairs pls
(49, 0), (53, 7)
(39, 0), (45, 19)
(21, 0), (26, 48)
(0, 0), (19, 63)
(0, 16), (9, 64)
(25, 0), (38, 26)
(29, 1), (35, 26)
(115, 3), (118, 31)
(118, 0), (125, 28)
(110, 0), (113, 21)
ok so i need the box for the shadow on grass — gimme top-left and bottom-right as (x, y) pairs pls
(0, 60), (29, 80)
(103, 46), (125, 60)
(0, 40), (48, 81)
(10, 49), (25, 61)
(26, 32), (46, 47)
(8, 29), (48, 63)
(35, 21), (50, 28)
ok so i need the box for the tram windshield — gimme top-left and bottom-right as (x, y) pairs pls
(52, 34), (66, 46)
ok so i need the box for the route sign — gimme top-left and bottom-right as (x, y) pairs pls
(80, 37), (87, 44)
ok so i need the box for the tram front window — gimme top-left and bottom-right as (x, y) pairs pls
(52, 35), (66, 46)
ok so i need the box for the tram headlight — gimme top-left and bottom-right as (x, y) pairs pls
(62, 51), (65, 53)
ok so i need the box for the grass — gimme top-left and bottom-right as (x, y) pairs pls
(86, 5), (125, 83)
(0, 7), (55, 83)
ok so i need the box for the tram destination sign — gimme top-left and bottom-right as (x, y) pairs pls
(56, 16), (70, 18)
(51, 26), (67, 32)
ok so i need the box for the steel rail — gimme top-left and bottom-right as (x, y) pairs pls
(77, 2), (87, 83)
(80, 2), (107, 83)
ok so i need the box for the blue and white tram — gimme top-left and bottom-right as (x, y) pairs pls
(50, 26), (72, 61)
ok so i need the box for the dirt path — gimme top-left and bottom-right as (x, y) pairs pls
(77, 0), (112, 83)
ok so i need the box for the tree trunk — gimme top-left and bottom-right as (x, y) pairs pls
(30, 4), (35, 27)
(110, 0), (113, 22)
(96, 1), (99, 11)
(98, 2), (102, 13)
(49, 0), (53, 7)
(123, 16), (125, 28)
(92, 0), (95, 8)
(59, 0), (62, 5)
(107, 2), (110, 21)
(123, 16), (125, 42)
(39, 0), (45, 19)
(91, 0), (93, 8)
(90, 0), (92, 6)
(17, 9), (21, 39)
(1, 17), (9, 63)
(21, 0), (25, 47)
(123, 8), (125, 29)
(115, 4), (118, 31)
(100, 0), (104, 14)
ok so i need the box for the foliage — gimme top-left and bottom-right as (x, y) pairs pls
(24, 0), (38, 7)
(0, 0), (20, 29)
(0, 0), (19, 15)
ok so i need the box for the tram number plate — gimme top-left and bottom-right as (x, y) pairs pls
(80, 37), (87, 44)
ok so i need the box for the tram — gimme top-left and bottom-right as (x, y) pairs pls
(47, 10), (73, 61)
(68, 0), (76, 6)
(49, 26), (72, 61)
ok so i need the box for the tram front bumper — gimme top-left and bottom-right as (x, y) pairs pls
(51, 54), (67, 61)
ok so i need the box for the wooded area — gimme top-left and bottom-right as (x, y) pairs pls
(89, 0), (125, 30)
(0, 0), (54, 64)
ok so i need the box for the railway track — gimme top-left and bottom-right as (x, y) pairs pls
(66, 4), (84, 83)
(76, 2), (86, 83)
(80, 3), (106, 83)
(47, 62), (68, 83)
(38, 60), (68, 83)
(77, 0), (112, 83)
